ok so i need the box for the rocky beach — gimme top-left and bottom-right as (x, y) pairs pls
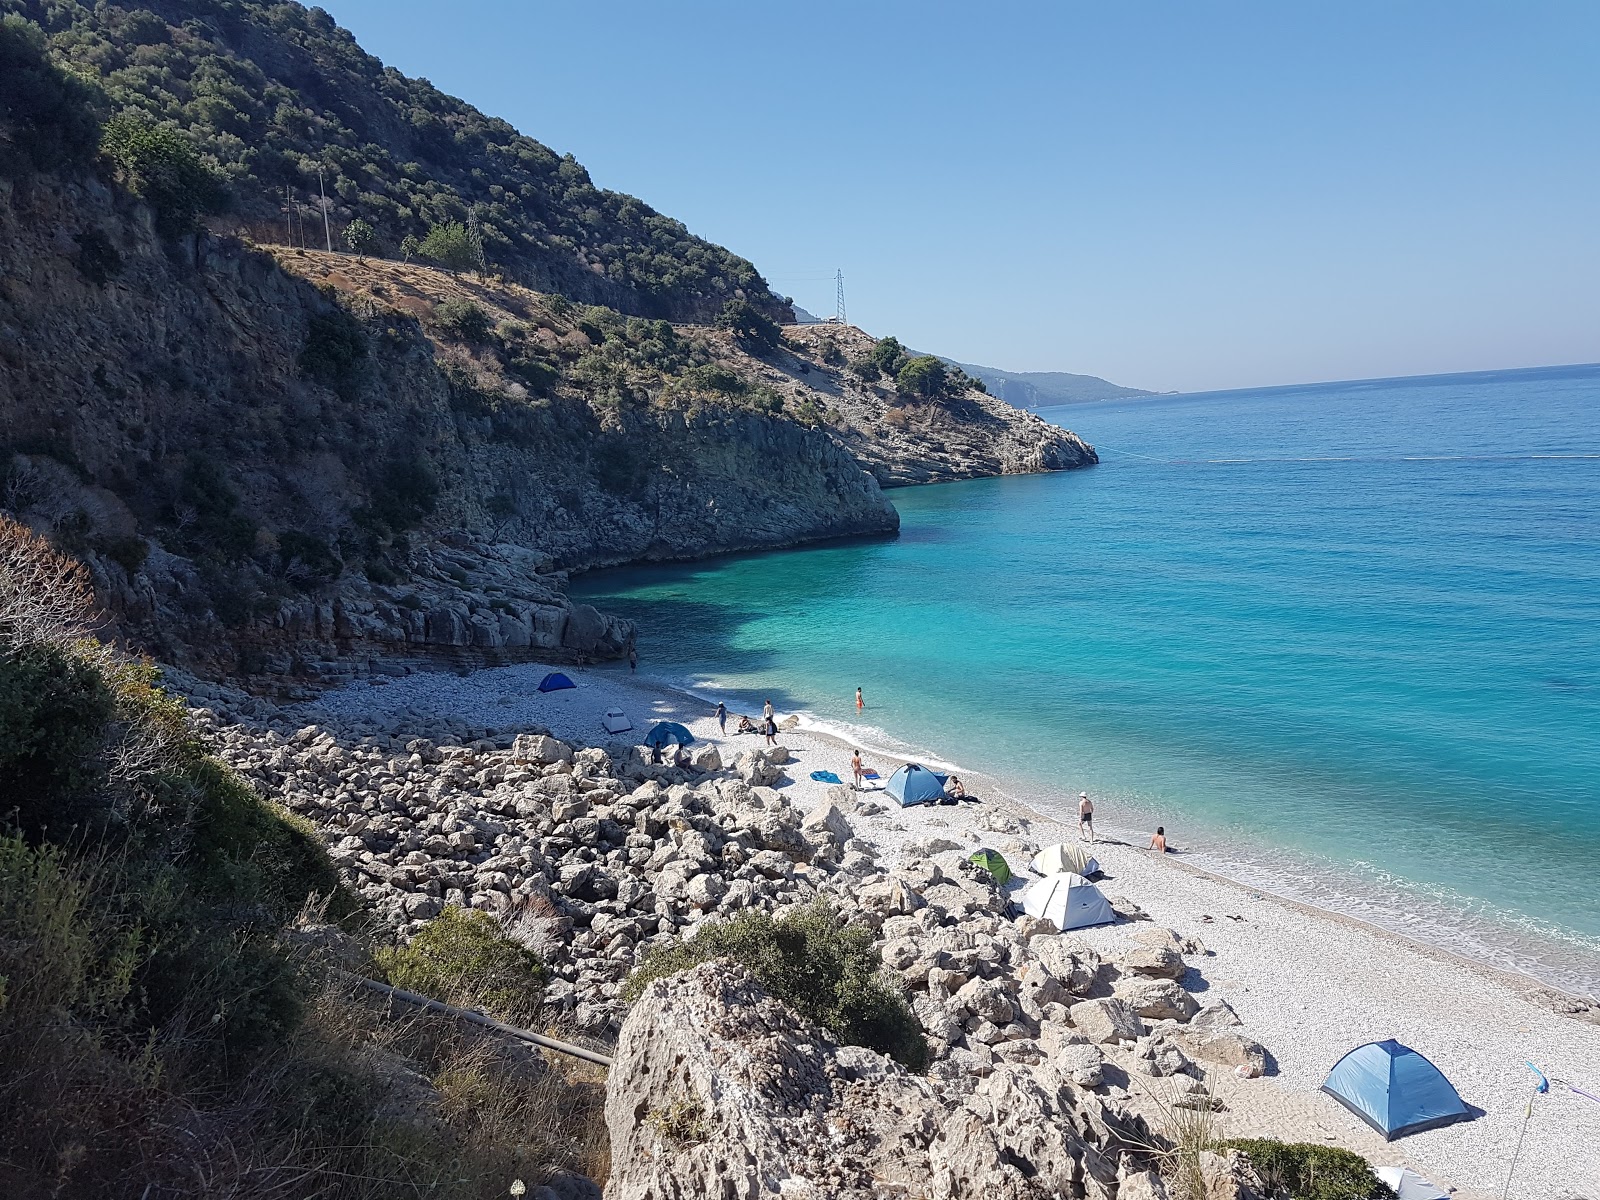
(177, 659), (1600, 1200)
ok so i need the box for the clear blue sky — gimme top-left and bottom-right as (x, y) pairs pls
(320, 0), (1599, 392)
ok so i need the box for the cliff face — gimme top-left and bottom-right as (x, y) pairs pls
(0, 172), (894, 685)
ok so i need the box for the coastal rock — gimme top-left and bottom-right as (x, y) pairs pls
(1069, 998), (1146, 1045)
(1114, 978), (1199, 1023)
(1176, 1028), (1269, 1079)
(604, 961), (1118, 1200)
(801, 802), (854, 846)
(1190, 1000), (1243, 1031)
(1118, 945), (1187, 980)
(513, 734), (572, 765)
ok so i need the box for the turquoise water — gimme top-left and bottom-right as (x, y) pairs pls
(571, 364), (1600, 991)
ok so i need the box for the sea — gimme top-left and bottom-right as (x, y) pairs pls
(570, 363), (1600, 995)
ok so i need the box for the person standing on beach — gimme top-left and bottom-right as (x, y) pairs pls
(628, 646), (638, 673)
(1149, 826), (1168, 853)
(763, 714), (778, 746)
(715, 701), (727, 734)
(763, 698), (774, 723)
(856, 687), (864, 711)
(1078, 792), (1095, 844)
(851, 748), (864, 790)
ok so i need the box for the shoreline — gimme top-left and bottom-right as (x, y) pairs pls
(307, 658), (1600, 1200)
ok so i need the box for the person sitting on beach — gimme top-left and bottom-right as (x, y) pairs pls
(649, 743), (664, 765)
(947, 776), (969, 802)
(1078, 791), (1095, 844)
(736, 714), (758, 735)
(673, 744), (695, 771)
(1150, 826), (1168, 853)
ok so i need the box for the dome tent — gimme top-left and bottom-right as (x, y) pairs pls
(1321, 1040), (1470, 1140)
(968, 848), (1012, 886)
(1020, 873), (1116, 932)
(885, 763), (947, 807)
(1030, 841), (1100, 878)
(537, 671), (576, 692)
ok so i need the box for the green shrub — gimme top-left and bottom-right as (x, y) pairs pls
(623, 901), (929, 1071)
(375, 907), (547, 1023)
(343, 217), (375, 257)
(0, 641), (117, 836)
(867, 335), (908, 377)
(716, 297), (779, 353)
(418, 220), (481, 272)
(433, 297), (492, 342)
(1219, 1139), (1394, 1200)
(99, 112), (227, 234)
(0, 14), (103, 177)
(896, 354), (948, 398)
(364, 455), (439, 532)
(299, 308), (368, 399)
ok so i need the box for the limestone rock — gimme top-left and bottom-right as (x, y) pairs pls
(1114, 977), (1199, 1023)
(1068, 998), (1146, 1045)
(801, 801), (854, 846)
(1190, 999), (1243, 1030)
(1118, 944), (1187, 980)
(1176, 1028), (1269, 1078)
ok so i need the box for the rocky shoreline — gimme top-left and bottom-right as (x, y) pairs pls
(174, 661), (1599, 1200)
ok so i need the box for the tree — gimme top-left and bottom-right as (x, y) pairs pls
(99, 113), (226, 234)
(896, 355), (948, 398)
(342, 217), (374, 259)
(418, 220), (480, 273)
(867, 335), (909, 378)
(399, 233), (420, 263)
(716, 297), (779, 354)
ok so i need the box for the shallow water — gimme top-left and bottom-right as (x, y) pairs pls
(572, 363), (1600, 993)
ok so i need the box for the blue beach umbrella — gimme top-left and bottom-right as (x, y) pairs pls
(643, 721), (695, 748)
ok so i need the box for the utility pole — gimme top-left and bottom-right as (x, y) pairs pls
(283, 185), (292, 246)
(835, 268), (847, 326)
(316, 166), (333, 252)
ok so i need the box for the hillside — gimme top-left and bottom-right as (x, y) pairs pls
(952, 360), (1155, 406)
(3, 0), (790, 322)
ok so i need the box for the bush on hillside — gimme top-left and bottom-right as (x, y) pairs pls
(299, 307), (369, 398)
(376, 906), (547, 1024)
(1219, 1139), (1395, 1200)
(867, 334), (909, 378)
(716, 297), (780, 353)
(896, 354), (948, 398)
(434, 297), (493, 343)
(99, 111), (227, 234)
(623, 901), (929, 1071)
(419, 220), (482, 273)
(0, 14), (102, 176)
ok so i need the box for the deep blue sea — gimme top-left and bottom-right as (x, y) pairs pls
(572, 364), (1600, 992)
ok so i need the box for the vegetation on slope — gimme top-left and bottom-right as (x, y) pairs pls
(623, 900), (930, 1072)
(3, 0), (786, 320)
(0, 515), (600, 1196)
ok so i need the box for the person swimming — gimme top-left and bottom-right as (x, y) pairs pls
(1150, 826), (1168, 853)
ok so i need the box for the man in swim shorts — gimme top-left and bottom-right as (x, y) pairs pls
(1078, 791), (1095, 844)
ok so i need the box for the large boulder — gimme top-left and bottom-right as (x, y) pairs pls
(1068, 998), (1146, 1045)
(1117, 944), (1187, 980)
(801, 801), (854, 846)
(513, 733), (573, 765)
(604, 962), (1121, 1200)
(733, 750), (782, 787)
(1175, 1028), (1269, 1079)
(1113, 977), (1199, 1023)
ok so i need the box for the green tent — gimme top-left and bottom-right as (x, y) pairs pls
(969, 848), (1012, 886)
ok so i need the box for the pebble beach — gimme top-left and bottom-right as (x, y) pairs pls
(307, 658), (1600, 1200)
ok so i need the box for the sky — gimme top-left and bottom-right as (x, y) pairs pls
(319, 1), (1600, 393)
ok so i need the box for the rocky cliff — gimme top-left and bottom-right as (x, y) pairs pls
(0, 172), (895, 685)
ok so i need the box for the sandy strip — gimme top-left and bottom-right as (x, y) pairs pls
(310, 660), (1600, 1200)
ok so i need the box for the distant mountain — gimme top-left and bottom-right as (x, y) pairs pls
(947, 361), (1154, 407)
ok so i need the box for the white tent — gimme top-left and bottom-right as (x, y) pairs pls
(601, 708), (633, 733)
(1030, 841), (1100, 878)
(1021, 873), (1116, 932)
(1375, 1167), (1448, 1200)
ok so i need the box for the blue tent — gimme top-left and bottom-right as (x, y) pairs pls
(1321, 1040), (1470, 1140)
(885, 763), (947, 807)
(643, 721), (695, 748)
(537, 672), (576, 693)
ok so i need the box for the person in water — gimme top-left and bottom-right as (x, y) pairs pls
(628, 646), (638, 673)
(851, 749), (864, 791)
(715, 701), (727, 734)
(855, 687), (864, 711)
(1078, 792), (1095, 844)
(1149, 826), (1168, 853)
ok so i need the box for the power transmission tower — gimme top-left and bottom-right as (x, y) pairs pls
(835, 269), (847, 326)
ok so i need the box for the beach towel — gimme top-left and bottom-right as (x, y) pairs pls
(810, 770), (842, 784)
(861, 768), (880, 779)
